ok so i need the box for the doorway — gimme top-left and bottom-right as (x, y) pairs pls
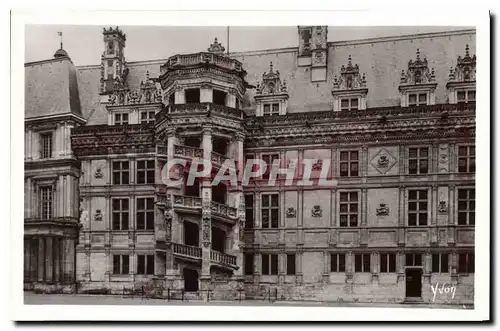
(183, 268), (199, 292)
(405, 268), (422, 298)
(184, 221), (199, 247)
(211, 227), (226, 253)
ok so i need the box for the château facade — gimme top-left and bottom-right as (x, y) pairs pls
(24, 26), (476, 304)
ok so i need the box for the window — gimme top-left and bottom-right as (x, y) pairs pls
(458, 189), (475, 226)
(340, 98), (359, 111)
(137, 254), (154, 275)
(213, 90), (227, 106)
(354, 254), (371, 272)
(286, 254), (296, 275)
(40, 133), (52, 159)
(140, 111), (155, 124)
(244, 254), (254, 276)
(408, 93), (427, 106)
(408, 147), (429, 174)
(432, 253), (449, 273)
(261, 194), (279, 229)
(263, 103), (280, 116)
(457, 90), (476, 104)
(405, 253), (422, 267)
(137, 160), (155, 184)
(235, 98), (240, 109)
(408, 189), (428, 226)
(114, 113), (129, 125)
(113, 255), (130, 275)
(112, 161), (130, 185)
(339, 191), (359, 227)
(458, 146), (475, 173)
(40, 186), (53, 220)
(112, 198), (129, 230)
(262, 254), (278, 275)
(262, 154), (279, 179)
(331, 253), (346, 272)
(245, 194), (254, 229)
(380, 253), (396, 273)
(185, 88), (200, 104)
(168, 93), (175, 105)
(339, 151), (359, 177)
(137, 198), (154, 230)
(458, 252), (474, 274)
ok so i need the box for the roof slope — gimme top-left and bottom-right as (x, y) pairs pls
(25, 57), (82, 119)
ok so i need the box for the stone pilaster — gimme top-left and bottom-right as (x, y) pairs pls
(45, 237), (53, 283)
(53, 237), (61, 283)
(37, 237), (45, 282)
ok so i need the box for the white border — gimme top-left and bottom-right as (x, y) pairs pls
(10, 9), (490, 322)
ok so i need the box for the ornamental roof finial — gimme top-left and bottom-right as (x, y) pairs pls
(465, 44), (470, 57)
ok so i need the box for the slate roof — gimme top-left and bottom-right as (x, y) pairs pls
(25, 56), (82, 119)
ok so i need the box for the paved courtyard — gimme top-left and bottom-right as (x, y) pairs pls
(24, 292), (472, 309)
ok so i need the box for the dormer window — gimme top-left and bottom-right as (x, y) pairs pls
(114, 113), (129, 125)
(447, 45), (476, 105)
(398, 49), (437, 107)
(457, 90), (476, 104)
(332, 55), (368, 112)
(263, 103), (280, 116)
(408, 93), (427, 106)
(341, 98), (359, 111)
(254, 62), (289, 117)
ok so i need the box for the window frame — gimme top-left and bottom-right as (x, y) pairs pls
(286, 254), (296, 275)
(113, 255), (130, 275)
(408, 146), (430, 175)
(136, 197), (155, 230)
(263, 103), (280, 116)
(140, 110), (156, 124)
(112, 160), (130, 185)
(457, 188), (475, 226)
(407, 189), (429, 226)
(114, 112), (129, 125)
(338, 190), (359, 227)
(112, 198), (130, 230)
(354, 253), (371, 273)
(330, 253), (346, 273)
(405, 253), (423, 267)
(408, 92), (428, 106)
(40, 132), (53, 159)
(458, 252), (475, 274)
(244, 253), (254, 276)
(456, 89), (476, 104)
(39, 186), (53, 220)
(457, 145), (475, 173)
(339, 150), (359, 177)
(244, 194), (254, 229)
(136, 159), (155, 185)
(261, 193), (280, 229)
(431, 253), (449, 273)
(261, 253), (278, 275)
(136, 254), (155, 275)
(340, 97), (359, 111)
(380, 253), (397, 273)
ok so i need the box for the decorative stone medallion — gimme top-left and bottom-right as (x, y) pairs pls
(94, 209), (103, 221)
(286, 207), (297, 218)
(438, 201), (448, 214)
(94, 168), (104, 179)
(370, 148), (397, 174)
(311, 205), (322, 218)
(376, 203), (390, 216)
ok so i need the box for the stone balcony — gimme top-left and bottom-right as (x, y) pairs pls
(173, 144), (204, 160)
(169, 195), (238, 225)
(172, 243), (202, 262)
(161, 52), (244, 75)
(210, 201), (238, 223)
(210, 250), (238, 270)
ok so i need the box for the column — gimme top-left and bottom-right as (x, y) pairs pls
(57, 175), (64, 218)
(254, 253), (261, 284)
(53, 237), (60, 283)
(45, 237), (53, 283)
(200, 126), (213, 288)
(37, 237), (45, 282)
(278, 252), (285, 285)
(29, 238), (38, 282)
(200, 85), (213, 103)
(54, 123), (61, 157)
(24, 238), (30, 281)
(227, 93), (236, 108)
(63, 238), (75, 283)
(27, 178), (32, 218)
(65, 175), (72, 217)
(398, 186), (406, 246)
(423, 252), (431, 283)
(174, 87), (185, 104)
(322, 251), (329, 283)
(431, 185), (438, 226)
(296, 250), (303, 284)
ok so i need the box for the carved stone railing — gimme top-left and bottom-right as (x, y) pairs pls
(161, 52), (244, 74)
(173, 195), (202, 209)
(173, 243), (202, 260)
(155, 195), (171, 209)
(211, 151), (231, 167)
(173, 144), (203, 159)
(157, 145), (167, 156)
(210, 201), (238, 219)
(210, 250), (237, 267)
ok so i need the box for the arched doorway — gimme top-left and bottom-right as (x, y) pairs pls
(183, 268), (199, 292)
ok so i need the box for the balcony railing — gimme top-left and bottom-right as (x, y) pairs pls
(173, 144), (203, 159)
(173, 243), (202, 260)
(161, 52), (244, 74)
(211, 151), (231, 167)
(157, 145), (168, 156)
(173, 195), (203, 209)
(210, 250), (237, 267)
(210, 201), (238, 219)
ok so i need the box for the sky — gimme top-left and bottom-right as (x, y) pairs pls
(25, 25), (471, 66)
